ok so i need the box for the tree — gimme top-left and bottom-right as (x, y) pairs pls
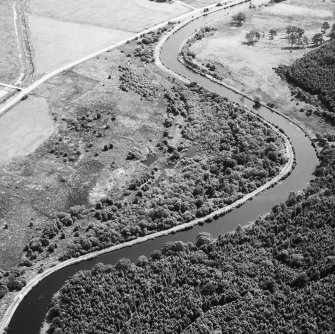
(136, 255), (149, 267)
(330, 23), (335, 40)
(0, 284), (8, 299)
(312, 33), (324, 46)
(245, 30), (261, 45)
(302, 35), (309, 48)
(292, 272), (309, 288)
(115, 258), (132, 272)
(253, 96), (261, 108)
(286, 26), (305, 48)
(269, 29), (277, 39)
(232, 12), (246, 26)
(297, 34), (309, 48)
(195, 232), (213, 248)
(322, 21), (330, 33)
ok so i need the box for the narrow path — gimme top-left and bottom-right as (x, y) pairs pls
(12, 1), (34, 86)
(0, 82), (22, 90)
(175, 1), (198, 10)
(12, 2), (25, 84)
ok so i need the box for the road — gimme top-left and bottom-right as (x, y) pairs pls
(0, 82), (22, 90)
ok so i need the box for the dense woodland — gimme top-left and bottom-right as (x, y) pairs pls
(279, 39), (335, 120)
(45, 146), (335, 334)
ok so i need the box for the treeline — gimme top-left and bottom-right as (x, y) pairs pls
(279, 39), (335, 117)
(180, 27), (223, 81)
(45, 146), (335, 334)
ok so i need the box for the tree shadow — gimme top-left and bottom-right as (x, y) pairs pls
(241, 41), (257, 46)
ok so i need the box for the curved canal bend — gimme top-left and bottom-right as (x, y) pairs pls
(6, 8), (318, 334)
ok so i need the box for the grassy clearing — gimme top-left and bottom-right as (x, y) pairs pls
(189, 0), (335, 135)
(29, 0), (190, 32)
(0, 0), (21, 84)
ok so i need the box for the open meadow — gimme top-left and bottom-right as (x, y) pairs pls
(189, 0), (335, 135)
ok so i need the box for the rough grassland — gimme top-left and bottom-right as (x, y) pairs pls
(29, 0), (190, 32)
(0, 0), (21, 83)
(189, 0), (335, 135)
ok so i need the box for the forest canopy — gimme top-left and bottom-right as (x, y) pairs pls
(282, 40), (335, 114)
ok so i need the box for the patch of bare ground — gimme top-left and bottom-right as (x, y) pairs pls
(189, 0), (335, 136)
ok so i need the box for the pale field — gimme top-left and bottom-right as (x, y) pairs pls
(190, 0), (335, 134)
(181, 0), (217, 7)
(0, 0), (21, 84)
(262, 2), (333, 19)
(28, 14), (133, 74)
(0, 89), (9, 98)
(181, 0), (266, 8)
(0, 88), (15, 104)
(29, 0), (190, 32)
(0, 96), (53, 160)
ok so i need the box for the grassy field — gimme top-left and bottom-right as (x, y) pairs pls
(181, 0), (217, 7)
(189, 0), (335, 135)
(0, 0), (21, 84)
(29, 0), (190, 32)
(28, 14), (133, 74)
(0, 88), (12, 101)
(0, 96), (53, 161)
(27, 0), (191, 75)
